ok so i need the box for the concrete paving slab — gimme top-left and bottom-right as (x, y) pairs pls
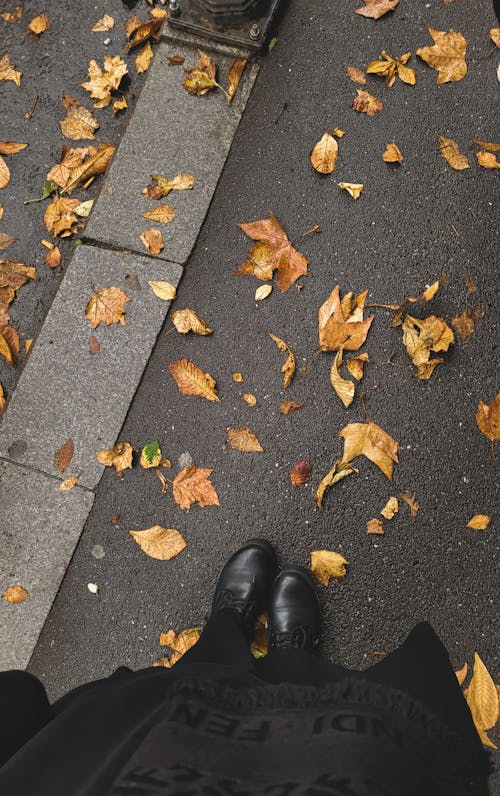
(0, 459), (94, 670)
(0, 246), (182, 489)
(84, 41), (259, 265)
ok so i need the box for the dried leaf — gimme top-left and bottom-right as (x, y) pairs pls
(438, 136), (469, 170)
(125, 16), (162, 51)
(169, 359), (219, 402)
(330, 349), (355, 408)
(113, 97), (127, 115)
(45, 245), (62, 269)
(143, 172), (195, 199)
(168, 54), (185, 65)
(402, 314), (454, 379)
(268, 332), (296, 387)
(310, 132), (339, 174)
(316, 460), (358, 508)
(339, 421), (399, 481)
(232, 372), (244, 382)
(227, 426), (264, 453)
(352, 89), (383, 116)
(466, 514), (491, 531)
(490, 27), (500, 47)
(81, 55), (128, 108)
(0, 233), (15, 251)
(383, 142), (403, 163)
(0, 259), (35, 289)
(227, 58), (247, 103)
(0, 382), (4, 414)
(319, 285), (373, 352)
(0, 156), (10, 189)
(0, 53), (22, 86)
(355, 0), (399, 19)
(255, 284), (273, 301)
(346, 352), (369, 381)
(332, 128), (345, 138)
(400, 491), (419, 517)
(91, 14), (114, 32)
(251, 612), (269, 659)
(235, 214), (308, 292)
(367, 51), (415, 87)
(380, 496), (399, 519)
(129, 526), (186, 560)
(476, 394), (500, 442)
(58, 475), (79, 491)
(173, 464), (220, 509)
(0, 324), (19, 365)
(456, 663), (468, 686)
(473, 140), (500, 152)
(139, 229), (164, 255)
(0, 141), (28, 155)
(345, 66), (366, 84)
(24, 338), (32, 353)
(148, 280), (176, 301)
(59, 94), (99, 140)
(280, 400), (303, 415)
(85, 286), (130, 329)
(476, 151), (500, 169)
(451, 308), (484, 341)
(0, 6), (23, 23)
(44, 197), (80, 237)
(75, 199), (93, 217)
(338, 181), (364, 199)
(135, 42), (154, 74)
(54, 438), (74, 473)
(311, 550), (349, 586)
(125, 15), (141, 39)
(171, 309), (212, 335)
(367, 518), (384, 534)
(417, 28), (467, 84)
(143, 204), (176, 223)
(62, 143), (115, 193)
(183, 49), (218, 96)
(140, 440), (161, 469)
(465, 653), (499, 732)
(157, 627), (200, 666)
(290, 459), (311, 486)
(96, 442), (134, 473)
(2, 584), (28, 603)
(243, 393), (256, 406)
(27, 12), (50, 36)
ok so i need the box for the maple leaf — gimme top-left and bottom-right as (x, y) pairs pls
(476, 394), (500, 442)
(330, 349), (355, 408)
(44, 197), (81, 237)
(91, 14), (114, 32)
(235, 214), (308, 292)
(339, 421), (399, 481)
(267, 332), (296, 387)
(352, 89), (383, 116)
(140, 440), (161, 469)
(227, 427), (264, 452)
(290, 459), (311, 487)
(0, 324), (19, 365)
(85, 286), (130, 329)
(354, 0), (399, 19)
(0, 53), (22, 86)
(126, 16), (162, 51)
(96, 442), (134, 473)
(311, 550), (349, 586)
(346, 352), (369, 381)
(155, 628), (200, 667)
(183, 49), (220, 97)
(466, 515), (491, 531)
(81, 55), (128, 108)
(129, 526), (186, 560)
(27, 12), (50, 36)
(476, 151), (500, 169)
(310, 132), (338, 174)
(316, 460), (358, 508)
(319, 285), (374, 352)
(148, 280), (176, 301)
(438, 136), (469, 171)
(383, 142), (403, 163)
(171, 309), (212, 335)
(367, 518), (384, 534)
(227, 58), (247, 103)
(417, 28), (467, 84)
(367, 51), (416, 87)
(173, 464), (220, 509)
(59, 94), (99, 141)
(280, 400), (303, 415)
(345, 66), (366, 84)
(139, 228), (164, 255)
(451, 308), (483, 341)
(380, 496), (399, 519)
(2, 584), (28, 603)
(338, 182), (364, 199)
(54, 438), (74, 473)
(401, 314), (454, 380)
(169, 358), (220, 402)
(143, 172), (195, 199)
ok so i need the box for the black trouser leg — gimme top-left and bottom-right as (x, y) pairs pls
(256, 646), (350, 687)
(0, 671), (53, 766)
(176, 608), (257, 672)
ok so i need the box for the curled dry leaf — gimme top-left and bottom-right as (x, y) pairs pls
(400, 491), (419, 517)
(402, 314), (454, 380)
(473, 141), (500, 152)
(316, 460), (358, 508)
(27, 12), (50, 36)
(0, 53), (22, 86)
(54, 438), (74, 473)
(416, 28), (467, 84)
(311, 550), (349, 586)
(227, 58), (247, 103)
(81, 55), (128, 108)
(345, 66), (366, 84)
(62, 142), (116, 193)
(0, 141), (28, 155)
(346, 352), (369, 381)
(129, 526), (186, 560)
(243, 393), (257, 406)
(367, 518), (384, 535)
(267, 332), (296, 388)
(44, 197), (80, 237)
(490, 27), (500, 47)
(140, 229), (164, 255)
(476, 394), (500, 442)
(464, 653), (499, 741)
(46, 245), (62, 269)
(339, 421), (399, 481)
(466, 515), (491, 531)
(0, 382), (4, 414)
(136, 42), (154, 74)
(140, 440), (162, 469)
(330, 349), (355, 408)
(227, 426), (264, 453)
(255, 284), (273, 301)
(355, 0), (399, 18)
(89, 335), (100, 355)
(319, 285), (373, 352)
(352, 89), (383, 116)
(143, 172), (195, 199)
(168, 54), (185, 65)
(476, 151), (500, 169)
(85, 286), (130, 329)
(235, 214), (308, 292)
(338, 182), (364, 199)
(171, 309), (212, 335)
(96, 442), (134, 473)
(310, 132), (338, 174)
(143, 204), (176, 224)
(0, 6), (23, 23)
(280, 400), (303, 415)
(125, 16), (163, 52)
(0, 324), (19, 366)
(183, 49), (218, 96)
(438, 136), (469, 171)
(2, 584), (28, 603)
(148, 280), (176, 301)
(169, 359), (220, 402)
(451, 308), (484, 341)
(91, 14), (114, 32)
(381, 496), (399, 519)
(173, 464), (220, 509)
(290, 459), (311, 487)
(383, 143), (403, 163)
(58, 475), (79, 491)
(367, 51), (416, 87)
(60, 93), (99, 140)
(456, 663), (468, 687)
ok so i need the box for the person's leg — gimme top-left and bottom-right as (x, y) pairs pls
(177, 608), (256, 671)
(0, 670), (53, 765)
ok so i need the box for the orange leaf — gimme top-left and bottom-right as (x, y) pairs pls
(352, 89), (383, 116)
(227, 427), (264, 452)
(2, 584), (28, 603)
(85, 286), (130, 329)
(235, 214), (308, 292)
(318, 285), (373, 352)
(172, 464), (220, 509)
(476, 394), (500, 442)
(54, 438), (74, 473)
(168, 358), (220, 402)
(355, 0), (399, 19)
(290, 459), (311, 486)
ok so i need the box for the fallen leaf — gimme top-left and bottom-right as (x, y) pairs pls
(143, 204), (176, 223)
(380, 496), (399, 519)
(290, 459), (311, 486)
(476, 151), (500, 169)
(58, 475), (79, 491)
(338, 181), (364, 199)
(96, 442), (134, 473)
(149, 8), (168, 20)
(169, 359), (220, 402)
(59, 94), (99, 140)
(417, 28), (467, 84)
(456, 663), (468, 686)
(355, 0), (399, 19)
(0, 6), (23, 23)
(0, 141), (28, 155)
(255, 284), (273, 301)
(44, 197), (80, 237)
(45, 245), (62, 269)
(345, 66), (366, 84)
(124, 14), (141, 39)
(27, 12), (50, 36)
(466, 514), (491, 531)
(171, 309), (212, 335)
(0, 382), (4, 414)
(367, 51), (416, 87)
(91, 14), (114, 32)
(143, 172), (195, 199)
(227, 426), (264, 453)
(54, 438), (74, 473)
(473, 140), (500, 152)
(476, 394), (500, 442)
(0, 324), (19, 365)
(113, 97), (127, 115)
(2, 584), (28, 603)
(280, 400), (303, 415)
(129, 526), (186, 560)
(490, 27), (500, 47)
(126, 16), (162, 51)
(316, 460), (358, 508)
(135, 41), (154, 74)
(311, 550), (349, 586)
(0, 53), (22, 86)
(88, 334), (100, 355)
(235, 214), (308, 292)
(330, 349), (355, 408)
(0, 233), (15, 251)
(465, 653), (499, 734)
(438, 136), (469, 170)
(332, 128), (345, 138)
(75, 199), (93, 217)
(87, 582), (99, 594)
(173, 464), (220, 509)
(387, 276), (446, 324)
(81, 55), (128, 108)
(367, 518), (384, 534)
(227, 58), (247, 103)
(451, 308), (484, 341)
(319, 285), (373, 352)
(0, 205), (3, 220)
(346, 352), (369, 380)
(85, 286), (130, 329)
(148, 280), (176, 300)
(0, 258), (35, 289)
(0, 156), (10, 189)
(402, 314), (454, 379)
(400, 491), (419, 517)
(251, 612), (268, 659)
(156, 627), (200, 666)
(62, 142), (115, 193)
(183, 49), (218, 96)
(383, 142), (403, 163)
(156, 469), (168, 493)
(243, 392), (257, 406)
(352, 88), (383, 116)
(339, 421), (399, 481)
(168, 54), (185, 65)
(232, 372), (244, 382)
(24, 338), (32, 353)
(267, 332), (296, 388)
(310, 132), (339, 174)
(140, 440), (162, 469)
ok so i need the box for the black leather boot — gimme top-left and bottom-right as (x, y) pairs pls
(211, 538), (276, 635)
(269, 565), (321, 653)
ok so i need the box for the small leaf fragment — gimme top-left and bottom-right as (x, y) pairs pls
(143, 172), (195, 199)
(311, 550), (349, 586)
(91, 14), (114, 32)
(438, 136), (469, 170)
(346, 352), (369, 380)
(475, 151), (500, 169)
(171, 309), (212, 335)
(268, 332), (296, 388)
(58, 475), (79, 491)
(451, 308), (484, 341)
(0, 53), (22, 87)
(45, 245), (62, 269)
(367, 518), (384, 534)
(255, 284), (272, 301)
(290, 459), (311, 487)
(330, 348), (355, 408)
(0, 233), (15, 251)
(89, 335), (100, 355)
(143, 204), (176, 223)
(148, 280), (176, 301)
(168, 54), (185, 65)
(319, 285), (373, 351)
(54, 438), (74, 473)
(96, 442), (134, 473)
(169, 359), (220, 402)
(355, 0), (399, 19)
(380, 496), (399, 520)
(456, 663), (468, 686)
(227, 58), (247, 103)
(0, 324), (19, 366)
(232, 372), (244, 382)
(227, 426), (264, 453)
(113, 97), (127, 115)
(280, 400), (303, 414)
(2, 585), (28, 603)
(490, 27), (500, 47)
(345, 66), (366, 84)
(183, 49), (218, 96)
(400, 491), (419, 517)
(338, 182), (364, 199)
(129, 526), (186, 560)
(243, 393), (256, 407)
(316, 460), (358, 508)
(466, 514), (491, 531)
(402, 314), (454, 379)
(139, 228), (164, 255)
(352, 89), (383, 116)
(27, 12), (50, 36)
(383, 142), (403, 163)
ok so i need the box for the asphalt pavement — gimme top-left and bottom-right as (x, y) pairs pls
(28, 0), (498, 755)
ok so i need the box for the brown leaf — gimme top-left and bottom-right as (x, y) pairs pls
(0, 382), (4, 414)
(89, 335), (100, 355)
(250, 612), (269, 659)
(27, 12), (50, 36)
(91, 14), (114, 32)
(183, 49), (218, 96)
(451, 308), (484, 341)
(0, 53), (22, 86)
(0, 156), (10, 189)
(330, 348), (355, 408)
(352, 88), (383, 116)
(310, 550), (348, 586)
(400, 491), (419, 517)
(476, 151), (500, 169)
(0, 233), (15, 251)
(54, 438), (74, 473)
(290, 459), (311, 486)
(143, 172), (195, 199)
(44, 197), (80, 237)
(235, 214), (308, 292)
(135, 42), (154, 74)
(62, 142), (115, 193)
(338, 182), (364, 199)
(45, 245), (62, 269)
(466, 515), (491, 531)
(346, 352), (369, 381)
(383, 142), (403, 163)
(345, 66), (366, 84)
(267, 332), (296, 388)
(243, 392), (257, 406)
(129, 526), (186, 560)
(0, 6), (23, 23)
(169, 358), (220, 402)
(316, 460), (358, 508)
(0, 324), (19, 365)
(85, 286), (130, 329)
(438, 136), (469, 170)
(380, 496), (399, 519)
(464, 653), (499, 732)
(0, 141), (28, 155)
(143, 204), (175, 224)
(0, 258), (35, 290)
(171, 309), (212, 335)
(280, 400), (303, 415)
(417, 28), (467, 84)
(367, 51), (416, 87)
(139, 228), (164, 255)
(2, 584), (28, 603)
(367, 518), (384, 534)
(227, 426), (264, 453)
(401, 314), (454, 379)
(81, 55), (128, 108)
(59, 94), (99, 140)
(96, 442), (134, 473)
(125, 14), (141, 39)
(355, 0), (399, 19)
(173, 464), (220, 509)
(310, 132), (339, 174)
(125, 16), (162, 51)
(148, 281), (176, 301)
(227, 58), (247, 103)
(339, 421), (399, 481)
(319, 285), (373, 352)
(476, 394), (500, 442)
(156, 628), (200, 667)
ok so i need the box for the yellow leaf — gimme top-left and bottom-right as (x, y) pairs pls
(352, 89), (383, 116)
(0, 141), (28, 155)
(25, 338), (32, 352)
(476, 150), (500, 169)
(148, 280), (176, 301)
(417, 28), (467, 84)
(44, 197), (80, 237)
(367, 518), (384, 534)
(143, 172), (195, 199)
(0, 259), (36, 289)
(129, 526), (186, 560)
(255, 284), (273, 301)
(346, 352), (369, 380)
(355, 0), (399, 19)
(381, 496), (399, 519)
(345, 66), (366, 84)
(0, 382), (4, 414)
(27, 12), (50, 36)
(243, 393), (257, 406)
(465, 652), (499, 731)
(139, 229), (164, 255)
(490, 27), (500, 47)
(311, 550), (349, 586)
(85, 286), (130, 329)
(0, 6), (23, 23)
(58, 475), (79, 491)
(438, 136), (469, 170)
(466, 514), (491, 531)
(171, 308), (212, 335)
(173, 464), (220, 509)
(227, 58), (247, 103)
(96, 442), (134, 473)
(81, 55), (128, 108)
(267, 332), (296, 388)
(113, 97), (127, 115)
(0, 324), (19, 365)
(367, 51), (415, 87)
(135, 41), (154, 74)
(339, 421), (399, 481)
(456, 663), (468, 686)
(476, 394), (500, 442)
(91, 14), (114, 32)
(402, 314), (454, 379)
(168, 358), (220, 402)
(232, 372), (244, 382)
(157, 627), (200, 666)
(383, 142), (403, 163)
(316, 460), (358, 508)
(62, 142), (115, 193)
(125, 16), (162, 51)
(319, 285), (373, 352)
(2, 584), (28, 603)
(332, 128), (345, 138)
(310, 132), (339, 174)
(0, 53), (22, 86)
(183, 49), (218, 96)
(330, 348), (355, 408)
(473, 140), (500, 152)
(75, 200), (93, 218)
(338, 181), (364, 199)
(227, 426), (264, 453)
(400, 491), (419, 517)
(143, 204), (176, 224)
(0, 156), (10, 189)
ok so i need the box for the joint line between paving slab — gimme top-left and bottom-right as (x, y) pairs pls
(0, 455), (95, 493)
(82, 237), (185, 270)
